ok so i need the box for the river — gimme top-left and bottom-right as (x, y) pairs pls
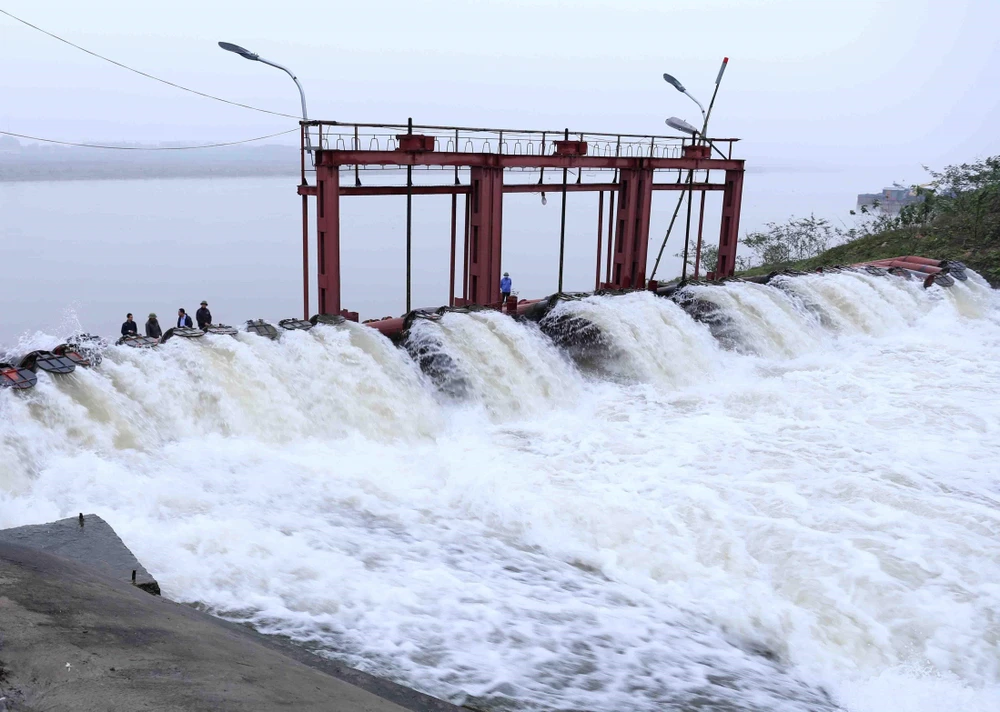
(1, 265), (998, 711)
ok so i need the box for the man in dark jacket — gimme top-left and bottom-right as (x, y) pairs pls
(145, 313), (162, 339)
(196, 300), (212, 330)
(177, 308), (193, 328)
(121, 313), (138, 337)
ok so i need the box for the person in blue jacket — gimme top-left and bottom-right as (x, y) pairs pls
(500, 272), (512, 301)
(176, 308), (193, 328)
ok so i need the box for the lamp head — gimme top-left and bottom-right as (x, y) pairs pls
(218, 42), (259, 61)
(662, 72), (686, 93)
(665, 116), (699, 136)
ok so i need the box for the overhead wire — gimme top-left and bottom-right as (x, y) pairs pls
(0, 127), (299, 150)
(0, 7), (300, 120)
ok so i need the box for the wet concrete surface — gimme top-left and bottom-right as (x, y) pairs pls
(0, 539), (461, 711)
(0, 514), (159, 595)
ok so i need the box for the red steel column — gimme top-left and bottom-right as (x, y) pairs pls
(633, 168), (653, 287)
(467, 166), (503, 305)
(611, 170), (637, 288)
(316, 164), (342, 315)
(594, 191), (604, 291)
(605, 188), (615, 286)
(449, 193), (458, 307)
(302, 193), (310, 319)
(610, 167), (653, 289)
(715, 168), (744, 278)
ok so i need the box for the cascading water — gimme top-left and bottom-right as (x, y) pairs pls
(2, 272), (998, 712)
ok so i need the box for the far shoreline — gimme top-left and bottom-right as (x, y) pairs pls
(0, 167), (300, 183)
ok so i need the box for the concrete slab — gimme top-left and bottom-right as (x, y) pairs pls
(0, 543), (463, 712)
(0, 514), (159, 595)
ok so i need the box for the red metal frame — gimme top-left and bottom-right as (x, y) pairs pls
(712, 169), (744, 280)
(298, 121), (745, 319)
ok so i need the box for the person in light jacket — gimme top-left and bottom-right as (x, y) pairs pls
(177, 308), (193, 328)
(500, 272), (512, 301)
(145, 313), (162, 339)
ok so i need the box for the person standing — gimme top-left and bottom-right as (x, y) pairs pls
(145, 313), (162, 339)
(177, 308), (193, 328)
(500, 272), (512, 301)
(121, 313), (138, 337)
(196, 300), (212, 330)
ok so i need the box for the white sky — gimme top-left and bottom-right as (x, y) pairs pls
(3, 0), (999, 172)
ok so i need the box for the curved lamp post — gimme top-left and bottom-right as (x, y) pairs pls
(219, 41), (313, 320)
(218, 41), (312, 152)
(652, 59), (730, 282)
(663, 58), (728, 138)
(663, 73), (706, 126)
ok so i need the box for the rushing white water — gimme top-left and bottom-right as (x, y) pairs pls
(2, 272), (999, 712)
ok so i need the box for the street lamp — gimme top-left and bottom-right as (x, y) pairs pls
(662, 58), (728, 137)
(663, 72), (706, 126)
(652, 59), (731, 284)
(665, 116), (699, 136)
(218, 41), (312, 152)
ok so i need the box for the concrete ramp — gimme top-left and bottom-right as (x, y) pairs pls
(0, 542), (460, 712)
(0, 514), (159, 595)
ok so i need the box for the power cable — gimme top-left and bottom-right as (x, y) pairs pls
(0, 127), (298, 150)
(0, 8), (300, 120)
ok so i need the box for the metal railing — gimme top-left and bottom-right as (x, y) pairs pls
(300, 120), (739, 177)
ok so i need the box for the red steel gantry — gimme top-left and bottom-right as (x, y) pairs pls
(296, 120), (744, 322)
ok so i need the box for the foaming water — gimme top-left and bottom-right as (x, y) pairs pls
(2, 273), (999, 712)
(544, 291), (723, 385)
(407, 309), (582, 416)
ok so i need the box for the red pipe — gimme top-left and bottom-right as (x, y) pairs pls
(900, 256), (943, 267)
(364, 317), (406, 338)
(876, 260), (941, 274)
(856, 256), (943, 274)
(360, 298), (546, 340)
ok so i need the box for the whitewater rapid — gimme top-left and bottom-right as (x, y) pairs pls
(2, 271), (999, 712)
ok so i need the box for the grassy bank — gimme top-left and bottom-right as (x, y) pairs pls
(738, 156), (1000, 286)
(741, 223), (1000, 286)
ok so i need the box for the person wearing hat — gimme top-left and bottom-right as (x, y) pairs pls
(177, 308), (193, 328)
(196, 300), (212, 331)
(145, 313), (162, 340)
(500, 272), (512, 301)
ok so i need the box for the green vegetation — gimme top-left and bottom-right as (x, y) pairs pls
(733, 156), (1000, 286)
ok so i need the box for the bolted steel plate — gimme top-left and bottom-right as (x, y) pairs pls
(171, 327), (205, 339)
(246, 320), (280, 340)
(0, 364), (37, 390)
(118, 335), (159, 349)
(278, 318), (313, 331)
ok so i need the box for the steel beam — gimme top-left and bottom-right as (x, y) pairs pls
(316, 165), (342, 315)
(609, 168), (653, 289)
(319, 151), (743, 173)
(466, 167), (504, 305)
(715, 169), (744, 278)
(335, 182), (724, 196)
